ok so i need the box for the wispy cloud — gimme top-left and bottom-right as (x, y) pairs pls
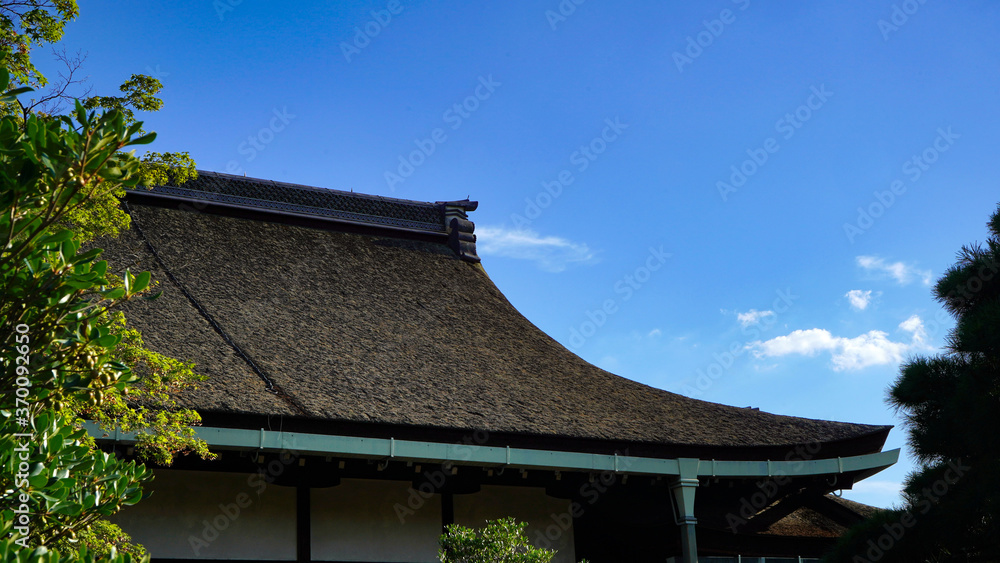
(598, 355), (620, 371)
(747, 315), (928, 371)
(475, 226), (596, 272)
(899, 314), (928, 346)
(647, 328), (662, 338)
(856, 256), (932, 286)
(736, 309), (775, 327)
(845, 289), (879, 311)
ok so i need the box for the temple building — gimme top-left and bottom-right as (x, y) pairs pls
(95, 171), (898, 562)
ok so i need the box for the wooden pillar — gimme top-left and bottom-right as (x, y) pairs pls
(296, 483), (311, 562)
(669, 458), (701, 563)
(441, 491), (455, 531)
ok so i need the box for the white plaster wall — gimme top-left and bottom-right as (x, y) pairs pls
(311, 478), (441, 562)
(111, 469), (296, 560)
(454, 485), (576, 563)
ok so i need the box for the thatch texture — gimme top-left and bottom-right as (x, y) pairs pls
(762, 496), (881, 538)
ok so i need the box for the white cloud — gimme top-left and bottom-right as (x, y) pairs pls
(846, 289), (876, 311)
(751, 328), (839, 356)
(856, 256), (932, 286)
(899, 314), (928, 346)
(748, 316), (929, 371)
(830, 331), (911, 371)
(736, 309), (775, 327)
(647, 328), (662, 338)
(475, 226), (596, 272)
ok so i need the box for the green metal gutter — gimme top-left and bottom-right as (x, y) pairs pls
(85, 423), (898, 480)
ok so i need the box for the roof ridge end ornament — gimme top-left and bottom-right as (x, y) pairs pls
(440, 199), (481, 263)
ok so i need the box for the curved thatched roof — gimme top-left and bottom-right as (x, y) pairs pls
(101, 172), (890, 460)
(760, 495), (882, 538)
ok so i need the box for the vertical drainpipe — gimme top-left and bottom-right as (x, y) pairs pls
(669, 458), (701, 563)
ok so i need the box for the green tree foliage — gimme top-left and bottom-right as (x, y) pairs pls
(67, 75), (196, 243)
(0, 1), (196, 242)
(439, 518), (557, 563)
(0, 0), (79, 87)
(0, 67), (159, 560)
(0, 2), (206, 559)
(826, 205), (1000, 561)
(0, 538), (144, 563)
(0, 0), (205, 459)
(72, 311), (212, 467)
(52, 520), (146, 560)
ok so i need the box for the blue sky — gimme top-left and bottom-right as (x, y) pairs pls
(42, 1), (1000, 508)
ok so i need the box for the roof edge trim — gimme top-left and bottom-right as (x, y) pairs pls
(86, 423), (899, 479)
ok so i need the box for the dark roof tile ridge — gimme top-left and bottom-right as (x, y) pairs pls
(129, 170), (484, 262)
(189, 169), (442, 208)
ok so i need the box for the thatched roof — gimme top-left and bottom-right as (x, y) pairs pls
(101, 172), (891, 459)
(761, 495), (882, 538)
